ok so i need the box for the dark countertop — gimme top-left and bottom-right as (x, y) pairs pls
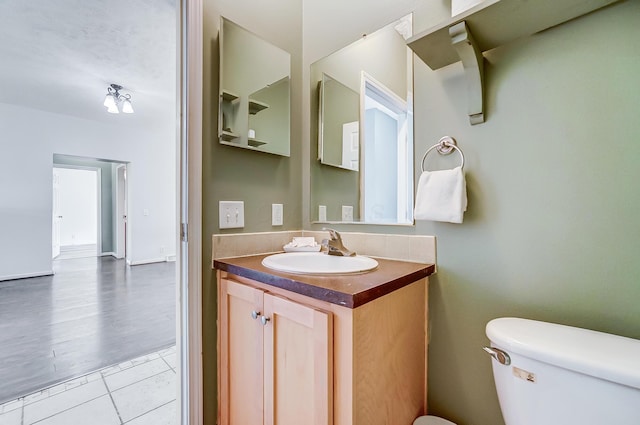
(214, 253), (435, 308)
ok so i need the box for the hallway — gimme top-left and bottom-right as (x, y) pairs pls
(0, 257), (176, 404)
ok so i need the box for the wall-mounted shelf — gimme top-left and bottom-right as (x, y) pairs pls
(406, 0), (621, 124)
(248, 99), (269, 115)
(407, 0), (621, 70)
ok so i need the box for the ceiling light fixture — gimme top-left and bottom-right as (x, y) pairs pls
(103, 84), (134, 114)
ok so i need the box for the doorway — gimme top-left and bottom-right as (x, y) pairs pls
(52, 166), (100, 260)
(53, 155), (130, 261)
(360, 71), (412, 223)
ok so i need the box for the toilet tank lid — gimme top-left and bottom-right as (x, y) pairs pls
(486, 317), (640, 390)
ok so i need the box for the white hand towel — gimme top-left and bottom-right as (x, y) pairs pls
(414, 166), (467, 224)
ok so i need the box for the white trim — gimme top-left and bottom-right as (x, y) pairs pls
(115, 164), (127, 259)
(179, 0), (203, 424)
(0, 271), (54, 282)
(127, 257), (167, 266)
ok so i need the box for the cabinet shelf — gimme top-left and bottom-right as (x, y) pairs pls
(407, 0), (621, 70)
(221, 90), (239, 102)
(248, 99), (269, 115)
(220, 130), (239, 142)
(248, 138), (268, 147)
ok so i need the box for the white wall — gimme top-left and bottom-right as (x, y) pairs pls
(0, 102), (176, 280)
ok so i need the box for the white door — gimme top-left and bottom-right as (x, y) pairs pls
(57, 167), (98, 248)
(341, 121), (359, 171)
(116, 165), (127, 259)
(52, 169), (61, 258)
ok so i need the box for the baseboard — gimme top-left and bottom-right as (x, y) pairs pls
(165, 255), (176, 262)
(0, 270), (54, 282)
(101, 252), (117, 258)
(128, 257), (167, 266)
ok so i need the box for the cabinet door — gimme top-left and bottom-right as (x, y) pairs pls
(219, 279), (264, 425)
(263, 293), (333, 425)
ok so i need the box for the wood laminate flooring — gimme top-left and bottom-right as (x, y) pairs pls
(0, 256), (176, 404)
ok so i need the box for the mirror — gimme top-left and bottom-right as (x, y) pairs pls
(311, 14), (414, 224)
(318, 73), (360, 171)
(219, 18), (291, 156)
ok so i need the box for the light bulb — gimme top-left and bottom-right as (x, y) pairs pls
(107, 103), (119, 114)
(122, 99), (134, 114)
(103, 93), (116, 109)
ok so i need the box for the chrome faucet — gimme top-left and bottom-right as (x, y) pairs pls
(321, 228), (355, 257)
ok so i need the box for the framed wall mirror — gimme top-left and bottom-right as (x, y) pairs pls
(219, 18), (291, 156)
(311, 14), (414, 225)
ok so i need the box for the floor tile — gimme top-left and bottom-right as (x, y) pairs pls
(0, 408), (22, 425)
(31, 395), (119, 425)
(110, 370), (176, 423)
(23, 379), (107, 424)
(104, 358), (171, 392)
(124, 400), (176, 425)
(0, 398), (22, 414)
(162, 353), (177, 369)
(23, 390), (50, 405)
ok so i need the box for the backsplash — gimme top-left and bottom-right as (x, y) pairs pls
(212, 231), (436, 265)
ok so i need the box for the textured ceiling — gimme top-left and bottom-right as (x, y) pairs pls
(0, 0), (177, 124)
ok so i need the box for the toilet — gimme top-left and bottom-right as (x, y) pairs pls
(485, 317), (640, 425)
(413, 416), (456, 425)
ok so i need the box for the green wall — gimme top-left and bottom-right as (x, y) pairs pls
(307, 2), (640, 424)
(202, 1), (640, 424)
(413, 2), (640, 424)
(202, 0), (302, 423)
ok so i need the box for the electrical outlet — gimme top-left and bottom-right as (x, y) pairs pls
(272, 203), (283, 226)
(318, 205), (327, 222)
(219, 201), (245, 229)
(342, 205), (353, 222)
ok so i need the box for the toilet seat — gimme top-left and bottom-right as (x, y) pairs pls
(413, 415), (456, 425)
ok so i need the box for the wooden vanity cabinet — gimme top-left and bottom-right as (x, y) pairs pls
(219, 276), (332, 425)
(217, 272), (428, 425)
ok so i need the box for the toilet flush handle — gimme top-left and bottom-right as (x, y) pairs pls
(483, 346), (511, 365)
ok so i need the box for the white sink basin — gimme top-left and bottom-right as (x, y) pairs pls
(262, 252), (378, 275)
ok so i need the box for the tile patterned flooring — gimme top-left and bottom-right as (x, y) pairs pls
(0, 345), (177, 425)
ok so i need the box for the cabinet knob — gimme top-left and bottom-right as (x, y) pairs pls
(260, 315), (271, 326)
(251, 310), (260, 320)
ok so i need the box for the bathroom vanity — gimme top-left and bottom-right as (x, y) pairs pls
(214, 254), (435, 425)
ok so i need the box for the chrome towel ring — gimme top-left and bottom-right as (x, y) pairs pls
(420, 136), (465, 172)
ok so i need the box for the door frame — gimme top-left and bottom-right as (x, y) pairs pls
(115, 164), (127, 259)
(178, 0), (203, 424)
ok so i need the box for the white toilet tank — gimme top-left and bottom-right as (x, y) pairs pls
(485, 317), (640, 425)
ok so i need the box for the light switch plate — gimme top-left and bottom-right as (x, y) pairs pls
(342, 205), (353, 222)
(219, 201), (244, 229)
(318, 205), (327, 222)
(272, 203), (283, 226)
